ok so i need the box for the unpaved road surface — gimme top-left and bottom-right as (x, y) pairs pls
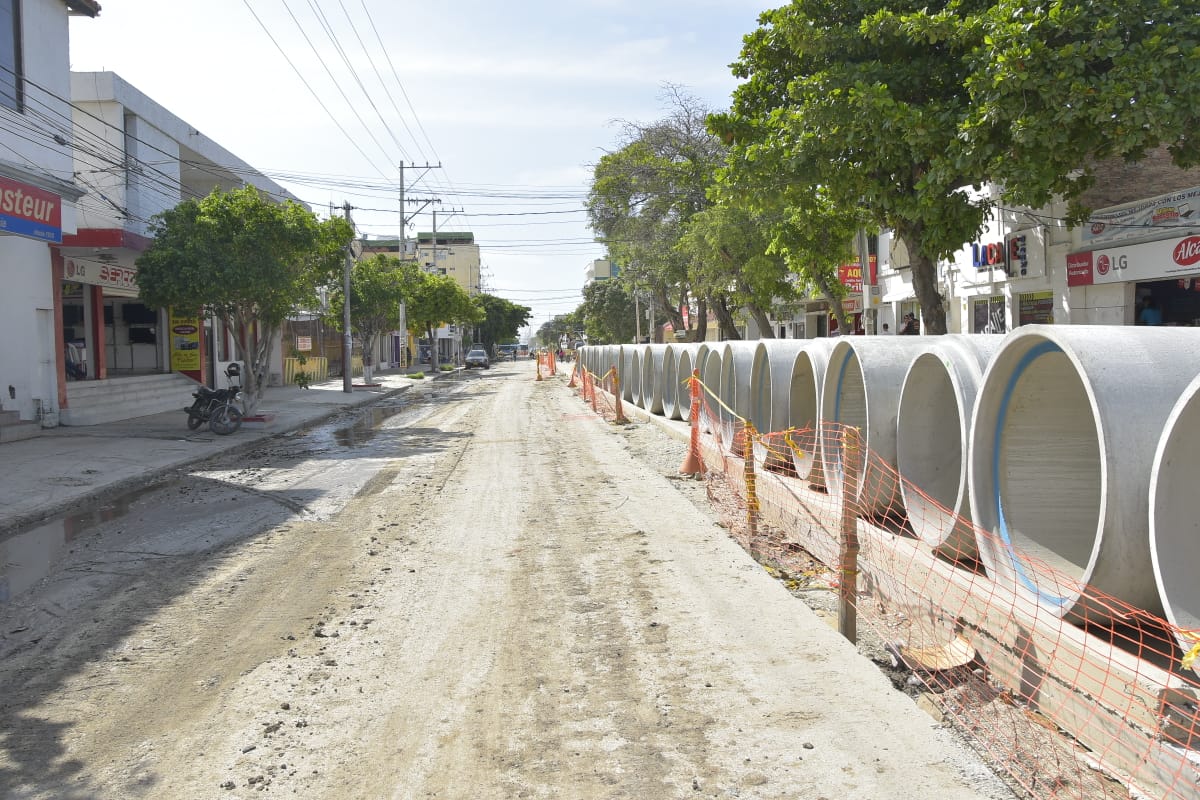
(0, 362), (1010, 798)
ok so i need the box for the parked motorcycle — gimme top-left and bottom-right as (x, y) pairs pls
(185, 364), (243, 435)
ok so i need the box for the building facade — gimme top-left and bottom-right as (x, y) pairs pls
(0, 0), (99, 438)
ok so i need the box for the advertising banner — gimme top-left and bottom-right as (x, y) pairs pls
(169, 308), (202, 375)
(1082, 186), (1200, 248)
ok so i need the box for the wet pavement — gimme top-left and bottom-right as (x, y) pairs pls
(0, 367), (475, 538)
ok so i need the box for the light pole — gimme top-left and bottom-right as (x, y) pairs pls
(342, 202), (354, 393)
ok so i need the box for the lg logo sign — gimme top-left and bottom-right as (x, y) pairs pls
(1096, 253), (1130, 276)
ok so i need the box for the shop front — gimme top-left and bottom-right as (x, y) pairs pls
(1067, 233), (1200, 327)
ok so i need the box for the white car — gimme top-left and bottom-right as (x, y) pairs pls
(464, 349), (490, 369)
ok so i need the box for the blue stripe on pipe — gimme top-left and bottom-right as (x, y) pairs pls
(991, 339), (1069, 607)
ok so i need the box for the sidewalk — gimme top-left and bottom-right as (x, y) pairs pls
(0, 368), (444, 535)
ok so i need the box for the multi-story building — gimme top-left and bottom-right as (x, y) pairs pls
(0, 0), (99, 440)
(415, 231), (480, 364)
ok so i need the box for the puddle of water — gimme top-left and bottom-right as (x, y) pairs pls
(333, 401), (412, 448)
(0, 486), (157, 606)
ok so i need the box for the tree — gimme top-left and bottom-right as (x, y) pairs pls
(578, 280), (636, 344)
(679, 204), (807, 339)
(326, 254), (414, 383)
(962, 0), (1200, 218)
(136, 186), (353, 409)
(712, 1), (994, 334)
(404, 271), (484, 367)
(475, 294), (532, 354)
(588, 86), (726, 342)
(536, 312), (580, 349)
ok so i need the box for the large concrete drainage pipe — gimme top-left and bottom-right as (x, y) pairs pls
(700, 348), (724, 435)
(969, 326), (1200, 618)
(663, 344), (701, 420)
(629, 348), (644, 407)
(789, 339), (836, 487)
(676, 346), (708, 422)
(620, 346), (635, 401)
(640, 344), (668, 413)
(1151, 372), (1200, 657)
(750, 341), (810, 469)
(897, 335), (1003, 557)
(718, 341), (761, 455)
(821, 337), (929, 517)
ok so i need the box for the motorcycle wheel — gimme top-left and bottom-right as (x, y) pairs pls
(186, 411), (205, 431)
(209, 404), (243, 435)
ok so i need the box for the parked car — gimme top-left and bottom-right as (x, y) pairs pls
(465, 348), (490, 369)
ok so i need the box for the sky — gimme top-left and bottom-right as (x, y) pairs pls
(68, 0), (769, 339)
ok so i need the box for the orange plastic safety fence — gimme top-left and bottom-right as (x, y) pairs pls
(577, 369), (1200, 800)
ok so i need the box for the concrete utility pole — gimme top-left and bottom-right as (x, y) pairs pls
(399, 161), (442, 368)
(343, 202), (354, 393)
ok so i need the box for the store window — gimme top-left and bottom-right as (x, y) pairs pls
(972, 296), (1006, 334)
(0, 0), (21, 112)
(1018, 292), (1054, 326)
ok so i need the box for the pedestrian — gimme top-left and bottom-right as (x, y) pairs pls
(1138, 297), (1163, 326)
(899, 313), (920, 335)
(881, 323), (891, 334)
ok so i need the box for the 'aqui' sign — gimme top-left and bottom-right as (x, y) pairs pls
(0, 176), (61, 242)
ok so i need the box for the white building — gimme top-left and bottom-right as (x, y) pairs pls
(0, 0), (99, 440)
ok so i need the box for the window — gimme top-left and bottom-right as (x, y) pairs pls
(0, 0), (21, 112)
(972, 296), (1007, 334)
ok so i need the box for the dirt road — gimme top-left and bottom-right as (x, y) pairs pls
(0, 363), (1010, 798)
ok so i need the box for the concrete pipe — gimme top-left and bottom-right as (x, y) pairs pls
(718, 341), (762, 453)
(662, 343), (702, 420)
(748, 340), (810, 469)
(620, 345), (636, 401)
(788, 339), (836, 486)
(640, 344), (668, 413)
(700, 347), (724, 435)
(821, 337), (930, 517)
(629, 347), (645, 408)
(1151, 372), (1200, 657)
(897, 335), (1004, 556)
(969, 325), (1200, 618)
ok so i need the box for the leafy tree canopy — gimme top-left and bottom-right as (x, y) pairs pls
(475, 293), (532, 353)
(711, 0), (992, 334)
(326, 254), (415, 375)
(404, 272), (484, 363)
(136, 185), (353, 405)
(578, 279), (636, 345)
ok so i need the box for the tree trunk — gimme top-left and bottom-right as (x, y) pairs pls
(656, 286), (684, 335)
(693, 298), (708, 342)
(893, 226), (948, 335)
(711, 296), (740, 340)
(747, 303), (775, 338)
(811, 272), (851, 336)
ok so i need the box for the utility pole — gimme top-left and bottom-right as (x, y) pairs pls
(343, 202), (354, 393)
(399, 161), (442, 369)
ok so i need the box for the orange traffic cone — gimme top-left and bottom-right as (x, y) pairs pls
(679, 370), (705, 476)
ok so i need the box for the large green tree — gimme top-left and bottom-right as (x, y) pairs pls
(326, 254), (415, 383)
(712, 0), (994, 334)
(588, 87), (727, 341)
(578, 279), (636, 344)
(475, 294), (532, 354)
(404, 272), (484, 367)
(962, 0), (1200, 217)
(136, 186), (353, 408)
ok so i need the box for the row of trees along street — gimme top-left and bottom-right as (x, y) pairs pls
(135, 186), (531, 406)
(581, 0), (1200, 340)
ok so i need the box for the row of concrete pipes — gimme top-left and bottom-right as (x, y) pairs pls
(578, 326), (1200, 654)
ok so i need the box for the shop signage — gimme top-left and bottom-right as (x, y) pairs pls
(839, 262), (864, 293)
(168, 308), (201, 372)
(0, 176), (61, 242)
(62, 258), (138, 292)
(1082, 185), (1200, 248)
(296, 336), (312, 351)
(1018, 291), (1054, 326)
(972, 241), (1006, 270)
(1068, 233), (1200, 287)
